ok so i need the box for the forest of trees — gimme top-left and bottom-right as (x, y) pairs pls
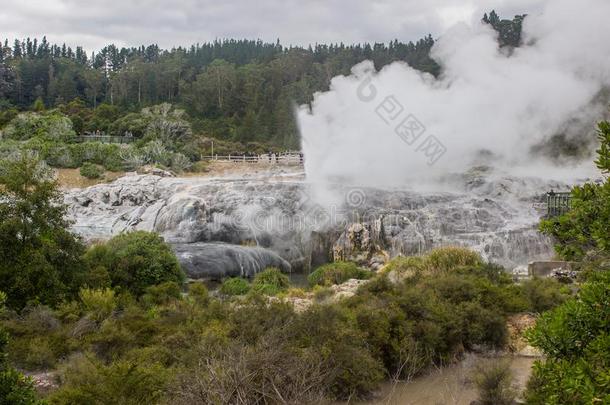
(0, 11), (523, 148)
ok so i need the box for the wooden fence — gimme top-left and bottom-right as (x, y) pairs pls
(200, 152), (304, 165)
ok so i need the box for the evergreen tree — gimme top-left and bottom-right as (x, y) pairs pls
(0, 153), (86, 309)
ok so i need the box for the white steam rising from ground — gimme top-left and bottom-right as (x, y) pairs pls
(298, 0), (610, 191)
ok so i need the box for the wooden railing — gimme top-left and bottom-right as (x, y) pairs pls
(200, 153), (304, 164)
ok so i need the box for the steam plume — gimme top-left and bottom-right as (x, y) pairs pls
(298, 0), (610, 189)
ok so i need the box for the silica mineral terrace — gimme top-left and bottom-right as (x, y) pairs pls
(63, 163), (576, 280)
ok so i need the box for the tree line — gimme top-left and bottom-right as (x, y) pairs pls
(0, 11), (522, 148)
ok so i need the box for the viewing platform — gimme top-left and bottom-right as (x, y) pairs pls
(546, 191), (572, 217)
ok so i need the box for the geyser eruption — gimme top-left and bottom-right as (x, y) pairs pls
(299, 0), (610, 188)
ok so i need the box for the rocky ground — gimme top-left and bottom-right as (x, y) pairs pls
(62, 164), (572, 279)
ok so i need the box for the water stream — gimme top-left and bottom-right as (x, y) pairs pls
(358, 355), (536, 405)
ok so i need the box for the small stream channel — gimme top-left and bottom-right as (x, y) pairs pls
(356, 354), (537, 405)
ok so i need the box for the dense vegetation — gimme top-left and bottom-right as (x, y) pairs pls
(525, 270), (610, 404)
(0, 154), (85, 310)
(4, 10), (607, 403)
(307, 261), (372, 286)
(527, 121), (610, 403)
(0, 11), (522, 149)
(0, 151), (570, 403)
(0, 252), (567, 403)
(540, 121), (610, 261)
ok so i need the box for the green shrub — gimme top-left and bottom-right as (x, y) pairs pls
(83, 231), (184, 297)
(108, 112), (150, 138)
(220, 278), (251, 296)
(188, 161), (209, 173)
(0, 153), (86, 309)
(0, 295), (53, 404)
(141, 282), (182, 306)
(79, 288), (116, 322)
(48, 354), (169, 405)
(312, 285), (333, 302)
(79, 162), (105, 179)
(3, 111), (75, 141)
(23, 337), (57, 369)
(293, 305), (385, 398)
(170, 153), (191, 173)
(308, 262), (371, 286)
(472, 359), (517, 405)
(382, 255), (429, 278)
(252, 268), (290, 295)
(520, 277), (569, 313)
(540, 121), (610, 261)
(188, 282), (209, 304)
(525, 270), (610, 404)
(0, 367), (41, 404)
(426, 246), (482, 272)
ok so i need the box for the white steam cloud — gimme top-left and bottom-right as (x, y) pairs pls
(298, 0), (610, 190)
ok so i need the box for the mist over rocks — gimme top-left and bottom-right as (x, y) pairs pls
(63, 168), (572, 277)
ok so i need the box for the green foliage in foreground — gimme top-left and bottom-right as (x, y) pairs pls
(79, 162), (104, 179)
(525, 270), (610, 404)
(0, 248), (570, 403)
(252, 267), (290, 295)
(308, 261), (372, 287)
(540, 121), (610, 260)
(527, 120), (610, 404)
(0, 292), (41, 405)
(220, 277), (251, 296)
(83, 231), (185, 297)
(472, 359), (517, 405)
(0, 153), (86, 309)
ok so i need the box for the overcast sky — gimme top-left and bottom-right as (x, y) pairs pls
(1, 0), (546, 52)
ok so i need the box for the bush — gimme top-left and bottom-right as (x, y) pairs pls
(48, 354), (169, 404)
(141, 282), (182, 306)
(312, 285), (333, 302)
(220, 278), (250, 296)
(3, 111), (75, 142)
(308, 262), (371, 286)
(79, 162), (104, 179)
(252, 268), (290, 296)
(83, 231), (185, 297)
(188, 282), (209, 304)
(525, 270), (610, 404)
(0, 292), (43, 404)
(170, 153), (191, 173)
(520, 277), (569, 313)
(382, 255), (429, 278)
(188, 161), (209, 173)
(426, 246), (482, 272)
(108, 112), (150, 138)
(79, 288), (116, 322)
(170, 336), (330, 404)
(0, 366), (41, 404)
(472, 359), (517, 405)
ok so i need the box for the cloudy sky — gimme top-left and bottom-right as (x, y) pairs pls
(1, 0), (546, 51)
